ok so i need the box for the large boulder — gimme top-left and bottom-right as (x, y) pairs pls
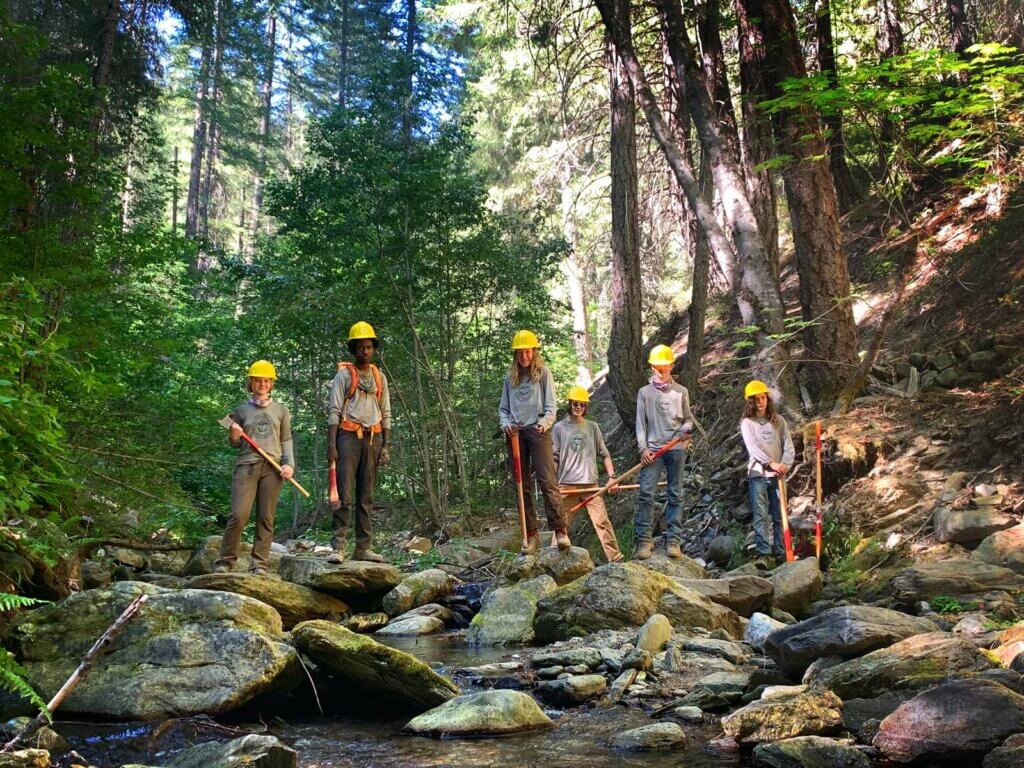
(163, 735), (296, 768)
(467, 575), (557, 646)
(291, 620), (458, 712)
(404, 690), (552, 737)
(376, 614), (445, 636)
(985, 734), (1024, 768)
(638, 551), (706, 580)
(891, 559), (1024, 606)
(609, 723), (687, 751)
(935, 508), (1015, 545)
(535, 674), (607, 705)
(181, 536), (283, 576)
(533, 563), (739, 643)
(185, 573), (349, 629)
(0, 751), (49, 768)
(745, 612), (787, 651)
(676, 575), (774, 617)
(770, 559), (823, 616)
(765, 606), (937, 675)
(813, 632), (996, 700)
(973, 526), (1024, 574)
(512, 547), (595, 586)
(635, 614), (672, 654)
(752, 736), (871, 768)
(720, 687), (843, 744)
(382, 569), (455, 617)
(9, 582), (298, 719)
(874, 679), (1024, 763)
(278, 556), (400, 607)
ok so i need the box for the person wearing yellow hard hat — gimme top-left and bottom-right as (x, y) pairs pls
(215, 360), (295, 575)
(499, 329), (571, 554)
(550, 385), (623, 562)
(633, 344), (693, 561)
(740, 380), (794, 568)
(325, 321), (392, 563)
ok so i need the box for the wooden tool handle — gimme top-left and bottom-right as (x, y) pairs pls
(235, 429), (311, 498)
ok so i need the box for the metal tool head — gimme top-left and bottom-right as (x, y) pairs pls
(217, 415), (235, 430)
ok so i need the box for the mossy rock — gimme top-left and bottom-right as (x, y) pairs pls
(467, 575), (557, 646)
(292, 619), (459, 713)
(381, 569), (455, 617)
(278, 556), (400, 608)
(404, 690), (553, 737)
(186, 572), (349, 629)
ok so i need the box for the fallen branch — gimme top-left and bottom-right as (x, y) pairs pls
(92, 538), (197, 552)
(2, 593), (148, 753)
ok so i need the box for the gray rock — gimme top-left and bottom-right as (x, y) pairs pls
(936, 367), (960, 387)
(9, 582), (298, 720)
(932, 351), (956, 371)
(382, 569), (455, 617)
(771, 559), (823, 616)
(536, 674), (607, 705)
(698, 671), (750, 694)
(635, 613), (672, 654)
(673, 705), (703, 722)
(708, 536), (735, 566)
(745, 612), (787, 651)
(185, 572), (349, 629)
(530, 647), (602, 669)
(467, 575), (557, 646)
(753, 736), (870, 768)
(376, 615), (445, 636)
(683, 637), (749, 664)
(891, 559), (1024, 606)
(935, 508), (1015, 545)
(404, 690), (552, 737)
(279, 556), (400, 607)
(721, 687), (843, 744)
(182, 536), (284, 576)
(0, 751), (50, 768)
(164, 735), (296, 768)
(609, 722), (686, 751)
(874, 679), (1024, 762)
(637, 552), (707, 580)
(973, 526), (1024, 574)
(968, 350), (1002, 373)
(534, 546), (595, 585)
(985, 733), (1024, 768)
(80, 560), (112, 589)
(764, 605), (937, 675)
(676, 575), (774, 617)
(802, 655), (843, 685)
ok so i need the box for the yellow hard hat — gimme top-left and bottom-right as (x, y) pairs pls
(648, 344), (676, 366)
(567, 385), (590, 403)
(511, 329), (540, 350)
(247, 360), (277, 379)
(348, 321), (377, 341)
(744, 380), (770, 399)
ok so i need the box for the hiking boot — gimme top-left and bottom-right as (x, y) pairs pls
(248, 567), (268, 576)
(327, 549), (346, 564)
(554, 529), (571, 551)
(753, 555), (772, 570)
(353, 547), (386, 563)
(666, 540), (682, 559)
(634, 540), (654, 560)
(212, 563), (231, 574)
(521, 533), (541, 556)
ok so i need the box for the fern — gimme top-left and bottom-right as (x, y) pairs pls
(0, 593), (47, 613)
(0, 648), (48, 717)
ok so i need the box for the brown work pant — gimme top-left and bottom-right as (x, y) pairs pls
(332, 429), (381, 550)
(218, 459), (282, 569)
(507, 429), (567, 535)
(553, 484), (624, 563)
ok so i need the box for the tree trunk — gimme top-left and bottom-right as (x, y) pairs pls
(171, 146), (179, 234)
(90, 0), (121, 135)
(652, 0), (799, 407)
(561, 168), (593, 387)
(199, 0), (224, 243)
(946, 0), (974, 56)
(338, 0), (350, 109)
(249, 9), (277, 247)
(815, 0), (857, 212)
(876, 0), (905, 175)
(735, 0), (781, 281)
(604, 0), (646, 434)
(184, 31), (212, 239)
(737, 0), (859, 405)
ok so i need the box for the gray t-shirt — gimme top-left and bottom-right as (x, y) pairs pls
(741, 416), (795, 477)
(230, 400), (294, 467)
(552, 418), (610, 485)
(635, 381), (692, 451)
(498, 366), (557, 430)
(327, 365), (392, 430)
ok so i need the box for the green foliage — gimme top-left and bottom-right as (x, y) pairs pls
(0, 592), (49, 716)
(929, 595), (980, 614)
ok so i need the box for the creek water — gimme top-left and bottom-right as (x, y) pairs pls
(54, 635), (745, 768)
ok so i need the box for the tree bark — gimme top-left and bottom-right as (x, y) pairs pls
(946, 0), (974, 56)
(249, 9), (277, 247)
(876, 0), (905, 174)
(184, 31), (212, 239)
(736, 0), (859, 405)
(198, 0), (224, 244)
(815, 0), (858, 212)
(90, 0), (121, 136)
(603, 0), (646, 434)
(561, 167), (593, 387)
(735, 0), (781, 281)
(338, 0), (350, 109)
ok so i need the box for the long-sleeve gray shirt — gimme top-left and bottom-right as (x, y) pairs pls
(230, 401), (294, 467)
(635, 382), (692, 451)
(327, 365), (392, 430)
(740, 416), (795, 477)
(498, 366), (557, 431)
(552, 418), (610, 485)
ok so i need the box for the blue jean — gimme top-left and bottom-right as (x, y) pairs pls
(749, 476), (785, 557)
(635, 449), (686, 543)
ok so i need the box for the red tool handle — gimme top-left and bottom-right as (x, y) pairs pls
(328, 464), (339, 503)
(814, 420), (824, 563)
(777, 474), (795, 563)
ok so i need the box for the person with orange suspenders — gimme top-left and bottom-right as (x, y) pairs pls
(326, 322), (391, 563)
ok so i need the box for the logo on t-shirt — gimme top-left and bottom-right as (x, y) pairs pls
(657, 395), (675, 416)
(251, 414), (272, 439)
(568, 430), (585, 453)
(514, 382), (533, 403)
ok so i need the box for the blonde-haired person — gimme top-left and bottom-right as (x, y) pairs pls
(216, 360), (294, 575)
(740, 380), (795, 568)
(499, 330), (571, 555)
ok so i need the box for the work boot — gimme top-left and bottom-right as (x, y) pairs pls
(634, 540), (654, 560)
(554, 529), (571, 552)
(353, 546), (386, 563)
(521, 533), (541, 556)
(212, 563), (231, 574)
(327, 549), (346, 564)
(666, 540), (682, 559)
(248, 567), (268, 576)
(753, 555), (772, 570)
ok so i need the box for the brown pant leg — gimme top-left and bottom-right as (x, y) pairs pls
(508, 434), (537, 534)
(555, 486), (582, 546)
(354, 435), (379, 546)
(585, 494), (623, 562)
(251, 461), (283, 569)
(218, 462), (260, 567)
(332, 430), (362, 551)
(523, 429), (566, 531)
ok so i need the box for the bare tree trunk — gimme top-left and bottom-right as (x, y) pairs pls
(338, 0), (350, 109)
(171, 146), (179, 234)
(560, 165), (593, 387)
(185, 31), (212, 239)
(249, 9), (277, 247)
(90, 0), (121, 136)
(876, 0), (905, 175)
(604, 0), (646, 434)
(946, 0), (974, 56)
(735, 0), (781, 281)
(199, 0), (224, 243)
(815, 0), (858, 212)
